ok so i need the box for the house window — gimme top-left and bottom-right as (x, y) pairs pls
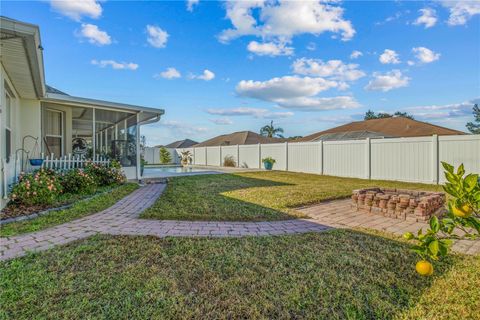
(5, 90), (12, 163)
(44, 109), (64, 157)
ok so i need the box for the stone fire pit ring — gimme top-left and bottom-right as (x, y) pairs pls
(351, 188), (445, 222)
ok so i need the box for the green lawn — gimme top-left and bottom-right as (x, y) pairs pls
(1, 230), (478, 320)
(141, 171), (442, 221)
(0, 183), (139, 237)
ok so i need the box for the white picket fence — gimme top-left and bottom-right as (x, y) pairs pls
(176, 134), (480, 185)
(41, 154), (110, 170)
(1, 154), (111, 201)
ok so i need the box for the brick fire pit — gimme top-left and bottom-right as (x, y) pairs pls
(351, 188), (445, 222)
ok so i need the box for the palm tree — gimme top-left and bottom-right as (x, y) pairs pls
(260, 120), (284, 138)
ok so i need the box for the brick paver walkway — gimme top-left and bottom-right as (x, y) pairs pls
(0, 184), (330, 261)
(1, 185), (478, 261)
(298, 199), (480, 255)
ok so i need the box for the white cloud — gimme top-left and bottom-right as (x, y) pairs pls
(50, 0), (102, 21)
(274, 96), (360, 111)
(160, 120), (208, 135)
(350, 50), (363, 59)
(247, 41), (294, 56)
(365, 70), (410, 92)
(235, 75), (359, 111)
(306, 42), (316, 51)
(155, 67), (181, 79)
(441, 1), (480, 26)
(91, 60), (139, 70)
(405, 98), (479, 120)
(379, 49), (401, 64)
(413, 8), (438, 28)
(219, 0), (355, 44)
(187, 0), (199, 12)
(146, 25), (169, 48)
(190, 69), (215, 81)
(78, 23), (111, 45)
(412, 47), (440, 64)
(237, 76), (337, 101)
(292, 58), (365, 82)
(210, 117), (233, 125)
(206, 107), (293, 119)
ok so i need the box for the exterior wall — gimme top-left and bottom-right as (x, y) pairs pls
(221, 145), (238, 166)
(1, 64), (42, 209)
(178, 135), (480, 185)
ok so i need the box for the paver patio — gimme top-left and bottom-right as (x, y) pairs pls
(1, 183), (479, 261)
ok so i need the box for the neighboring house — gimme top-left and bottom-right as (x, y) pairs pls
(0, 17), (164, 208)
(157, 139), (198, 149)
(194, 131), (284, 147)
(299, 117), (465, 142)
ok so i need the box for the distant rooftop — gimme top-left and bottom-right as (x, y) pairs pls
(195, 131), (284, 147)
(45, 85), (69, 95)
(159, 139), (198, 149)
(300, 117), (465, 142)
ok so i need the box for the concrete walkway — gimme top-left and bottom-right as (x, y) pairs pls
(1, 184), (478, 261)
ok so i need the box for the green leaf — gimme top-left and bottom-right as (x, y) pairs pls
(441, 162), (454, 173)
(403, 232), (414, 240)
(429, 216), (440, 233)
(445, 172), (458, 184)
(428, 240), (440, 257)
(465, 174), (479, 192)
(457, 163), (465, 176)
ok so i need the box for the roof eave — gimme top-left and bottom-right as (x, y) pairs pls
(43, 92), (165, 115)
(0, 16), (46, 98)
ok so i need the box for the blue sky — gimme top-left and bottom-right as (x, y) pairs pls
(3, 0), (480, 145)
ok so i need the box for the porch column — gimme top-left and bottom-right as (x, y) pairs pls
(92, 107), (96, 159)
(136, 112), (141, 179)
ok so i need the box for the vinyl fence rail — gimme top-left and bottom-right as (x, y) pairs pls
(176, 134), (480, 185)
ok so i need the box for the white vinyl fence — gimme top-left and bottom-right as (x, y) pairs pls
(144, 147), (179, 164)
(176, 134), (480, 185)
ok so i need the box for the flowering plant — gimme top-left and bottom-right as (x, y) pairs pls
(85, 161), (126, 186)
(10, 168), (62, 206)
(60, 169), (96, 195)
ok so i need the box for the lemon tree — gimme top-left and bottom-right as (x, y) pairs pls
(404, 162), (480, 276)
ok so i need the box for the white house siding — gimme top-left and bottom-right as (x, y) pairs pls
(1, 65), (42, 208)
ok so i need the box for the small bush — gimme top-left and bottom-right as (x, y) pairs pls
(60, 169), (96, 195)
(85, 161), (126, 186)
(10, 168), (62, 206)
(159, 147), (172, 164)
(223, 155), (236, 167)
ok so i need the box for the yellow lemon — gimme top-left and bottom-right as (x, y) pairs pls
(416, 260), (434, 276)
(452, 204), (473, 218)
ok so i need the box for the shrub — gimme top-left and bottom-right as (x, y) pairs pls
(223, 155), (236, 167)
(60, 169), (96, 195)
(10, 168), (62, 206)
(85, 161), (126, 187)
(159, 147), (172, 164)
(404, 162), (479, 276)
